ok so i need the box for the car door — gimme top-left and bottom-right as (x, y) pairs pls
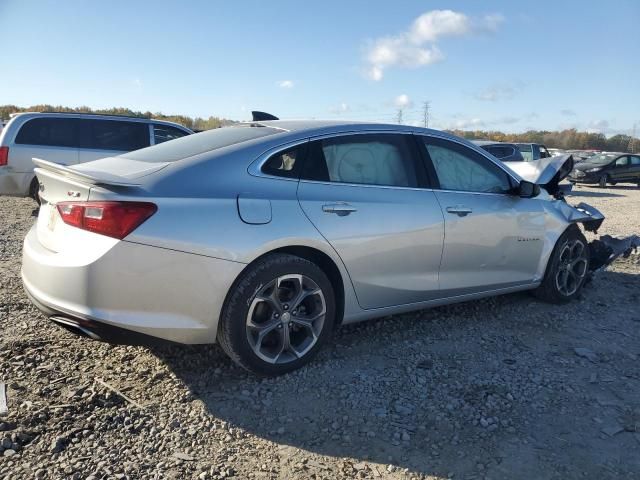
(418, 135), (546, 296)
(629, 156), (640, 183)
(610, 156), (629, 182)
(296, 132), (445, 309)
(77, 119), (150, 163)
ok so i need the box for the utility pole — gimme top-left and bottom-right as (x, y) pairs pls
(422, 101), (431, 128)
(396, 109), (403, 125)
(629, 123), (637, 153)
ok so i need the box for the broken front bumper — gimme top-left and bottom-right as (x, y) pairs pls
(558, 201), (639, 271)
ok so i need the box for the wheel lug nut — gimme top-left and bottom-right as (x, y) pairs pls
(283, 304), (289, 310)
(274, 313), (279, 319)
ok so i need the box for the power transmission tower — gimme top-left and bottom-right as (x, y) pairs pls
(422, 101), (431, 128)
(629, 123), (637, 153)
(396, 109), (403, 125)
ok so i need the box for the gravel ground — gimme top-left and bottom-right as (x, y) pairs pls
(1, 184), (639, 480)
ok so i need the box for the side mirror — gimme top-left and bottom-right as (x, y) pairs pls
(518, 180), (540, 198)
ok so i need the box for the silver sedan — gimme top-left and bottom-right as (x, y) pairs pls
(22, 121), (605, 375)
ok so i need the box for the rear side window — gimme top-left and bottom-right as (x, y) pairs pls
(15, 118), (78, 147)
(301, 134), (420, 188)
(630, 156), (640, 165)
(262, 145), (305, 178)
(79, 120), (150, 151)
(422, 138), (512, 194)
(154, 124), (189, 144)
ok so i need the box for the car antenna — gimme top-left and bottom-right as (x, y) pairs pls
(251, 111), (279, 121)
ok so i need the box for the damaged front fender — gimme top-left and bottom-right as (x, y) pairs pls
(555, 201), (605, 233)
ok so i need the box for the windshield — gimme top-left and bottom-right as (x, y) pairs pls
(120, 125), (281, 163)
(515, 144), (533, 161)
(584, 154), (617, 165)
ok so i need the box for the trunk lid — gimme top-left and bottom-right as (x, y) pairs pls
(33, 158), (144, 253)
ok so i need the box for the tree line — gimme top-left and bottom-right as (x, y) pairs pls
(2, 105), (637, 152)
(448, 128), (638, 153)
(0, 105), (236, 131)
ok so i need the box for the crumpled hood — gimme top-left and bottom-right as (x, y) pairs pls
(505, 154), (574, 193)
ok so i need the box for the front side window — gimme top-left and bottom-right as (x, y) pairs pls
(154, 124), (190, 144)
(302, 134), (419, 188)
(615, 156), (629, 167)
(15, 118), (78, 147)
(79, 120), (150, 151)
(423, 138), (512, 194)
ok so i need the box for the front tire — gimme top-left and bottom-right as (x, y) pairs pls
(533, 227), (590, 304)
(218, 254), (336, 376)
(598, 175), (608, 188)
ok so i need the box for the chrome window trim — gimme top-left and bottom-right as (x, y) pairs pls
(249, 129), (524, 195)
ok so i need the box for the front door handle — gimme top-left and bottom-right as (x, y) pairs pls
(322, 203), (357, 216)
(446, 205), (473, 217)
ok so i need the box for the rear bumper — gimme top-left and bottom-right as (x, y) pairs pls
(21, 226), (246, 344)
(0, 168), (33, 196)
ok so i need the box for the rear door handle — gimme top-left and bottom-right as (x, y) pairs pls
(322, 203), (357, 216)
(446, 205), (473, 217)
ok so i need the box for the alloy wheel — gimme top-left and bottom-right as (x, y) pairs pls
(555, 239), (588, 296)
(246, 274), (326, 364)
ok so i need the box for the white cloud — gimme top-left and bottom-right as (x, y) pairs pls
(277, 80), (294, 89)
(329, 102), (351, 114)
(443, 114), (522, 130)
(132, 78), (142, 88)
(586, 119), (610, 133)
(394, 94), (413, 109)
(474, 81), (524, 102)
(363, 10), (504, 81)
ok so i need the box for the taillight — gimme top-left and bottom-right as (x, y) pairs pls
(56, 201), (157, 239)
(0, 146), (8, 166)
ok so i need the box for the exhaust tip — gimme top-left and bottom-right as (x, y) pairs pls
(50, 316), (102, 340)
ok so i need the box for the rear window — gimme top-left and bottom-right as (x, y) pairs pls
(484, 145), (514, 159)
(79, 119), (150, 151)
(120, 125), (281, 163)
(154, 124), (190, 144)
(15, 118), (79, 147)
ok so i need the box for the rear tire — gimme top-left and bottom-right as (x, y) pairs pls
(29, 178), (41, 205)
(533, 226), (590, 304)
(598, 175), (608, 188)
(218, 254), (336, 376)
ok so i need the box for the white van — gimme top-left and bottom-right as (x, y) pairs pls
(0, 112), (193, 199)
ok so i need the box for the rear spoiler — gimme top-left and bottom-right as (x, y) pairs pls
(32, 158), (142, 187)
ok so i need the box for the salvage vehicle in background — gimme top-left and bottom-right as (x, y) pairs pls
(24, 120), (625, 375)
(516, 143), (552, 161)
(471, 140), (525, 162)
(0, 112), (193, 200)
(568, 152), (640, 187)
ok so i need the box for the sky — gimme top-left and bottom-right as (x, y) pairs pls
(0, 0), (638, 135)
